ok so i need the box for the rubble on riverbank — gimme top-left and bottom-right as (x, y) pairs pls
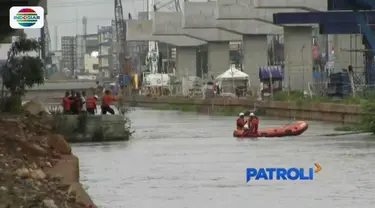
(0, 114), (96, 208)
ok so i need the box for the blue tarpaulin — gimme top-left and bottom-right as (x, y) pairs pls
(118, 74), (132, 86)
(313, 71), (331, 79)
(273, 11), (375, 25)
(259, 66), (283, 80)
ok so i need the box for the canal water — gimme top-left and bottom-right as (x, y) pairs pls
(73, 108), (375, 208)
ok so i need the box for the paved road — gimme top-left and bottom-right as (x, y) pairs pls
(31, 81), (97, 90)
(73, 108), (375, 208)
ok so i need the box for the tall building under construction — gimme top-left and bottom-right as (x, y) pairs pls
(76, 34), (99, 72)
(98, 24), (115, 78)
(97, 19), (147, 76)
(60, 36), (77, 72)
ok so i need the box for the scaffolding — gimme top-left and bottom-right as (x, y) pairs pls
(97, 25), (114, 78)
(338, 35), (365, 86)
(61, 36), (77, 75)
(336, 21), (375, 98)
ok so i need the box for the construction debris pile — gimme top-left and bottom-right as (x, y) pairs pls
(0, 114), (95, 208)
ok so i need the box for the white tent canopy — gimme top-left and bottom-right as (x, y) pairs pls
(215, 67), (249, 80)
(214, 66), (250, 96)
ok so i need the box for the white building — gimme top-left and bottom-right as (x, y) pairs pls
(84, 54), (99, 74)
(97, 25), (115, 78)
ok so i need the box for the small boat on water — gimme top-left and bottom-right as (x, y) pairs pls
(233, 121), (308, 138)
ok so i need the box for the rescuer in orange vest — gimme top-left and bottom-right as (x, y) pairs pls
(236, 112), (246, 130)
(86, 95), (98, 115)
(101, 90), (118, 115)
(248, 112), (259, 135)
(61, 91), (73, 114)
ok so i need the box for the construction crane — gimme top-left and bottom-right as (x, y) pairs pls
(114, 0), (134, 109)
(153, 0), (181, 11)
(114, 0), (130, 75)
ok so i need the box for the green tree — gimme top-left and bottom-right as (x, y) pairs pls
(0, 33), (44, 112)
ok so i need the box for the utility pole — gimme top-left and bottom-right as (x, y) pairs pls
(71, 37), (75, 76)
(40, 25), (46, 78)
(54, 26), (58, 50)
(83, 17), (87, 37)
(40, 14), (46, 63)
(97, 25), (103, 85)
(82, 16), (87, 72)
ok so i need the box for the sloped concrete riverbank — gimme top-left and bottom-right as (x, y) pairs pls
(0, 115), (96, 208)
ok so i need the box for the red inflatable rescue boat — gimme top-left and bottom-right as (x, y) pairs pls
(233, 121), (308, 138)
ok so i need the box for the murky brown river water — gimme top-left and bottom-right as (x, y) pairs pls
(72, 108), (375, 208)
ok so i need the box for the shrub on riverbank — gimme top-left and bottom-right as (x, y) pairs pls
(335, 99), (375, 134)
(272, 91), (362, 105)
(360, 99), (375, 133)
(0, 33), (44, 113)
(331, 93), (375, 133)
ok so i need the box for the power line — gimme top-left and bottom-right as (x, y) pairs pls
(49, 18), (113, 24)
(49, 0), (143, 7)
(49, 1), (111, 7)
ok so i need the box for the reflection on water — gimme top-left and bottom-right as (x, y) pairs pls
(73, 108), (375, 208)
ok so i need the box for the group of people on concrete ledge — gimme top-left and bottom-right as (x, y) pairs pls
(61, 90), (118, 115)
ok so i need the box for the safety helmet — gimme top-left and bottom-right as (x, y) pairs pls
(239, 112), (244, 116)
(250, 112), (255, 116)
(94, 95), (98, 99)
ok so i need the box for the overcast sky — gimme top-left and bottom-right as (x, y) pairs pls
(26, 0), (149, 50)
(30, 0), (195, 50)
(0, 0), (197, 58)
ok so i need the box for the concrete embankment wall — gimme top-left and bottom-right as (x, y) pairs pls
(54, 115), (128, 142)
(22, 99), (128, 143)
(126, 96), (361, 124)
(0, 117), (97, 207)
(46, 154), (96, 207)
(263, 101), (359, 124)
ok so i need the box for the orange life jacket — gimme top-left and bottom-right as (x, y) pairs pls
(251, 118), (259, 125)
(237, 118), (245, 127)
(101, 94), (117, 106)
(86, 97), (96, 108)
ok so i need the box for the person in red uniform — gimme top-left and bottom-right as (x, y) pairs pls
(248, 112), (259, 135)
(86, 95), (98, 115)
(61, 91), (72, 114)
(236, 112), (246, 130)
(73, 92), (84, 114)
(101, 90), (118, 115)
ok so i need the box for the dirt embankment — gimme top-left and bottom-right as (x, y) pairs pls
(0, 115), (96, 208)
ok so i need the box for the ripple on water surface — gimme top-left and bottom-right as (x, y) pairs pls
(73, 108), (375, 208)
